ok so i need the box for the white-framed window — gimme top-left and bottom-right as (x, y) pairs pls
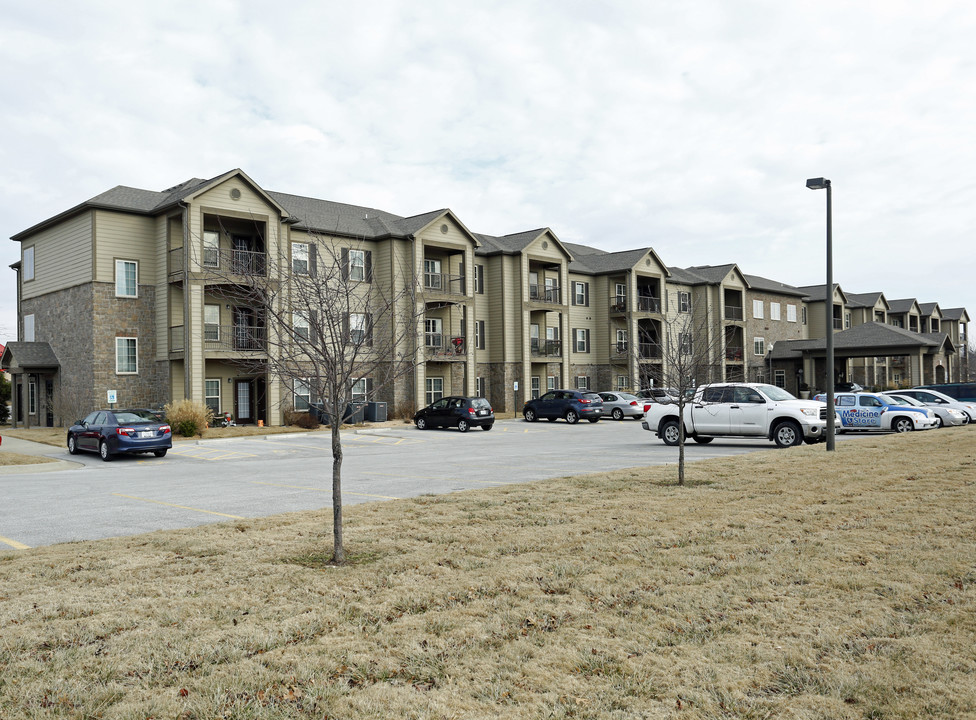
(547, 375), (557, 391)
(293, 378), (311, 411)
(28, 378), (36, 415)
(474, 265), (485, 294)
(531, 376), (541, 400)
(574, 328), (590, 353)
(678, 291), (691, 313)
(616, 375), (628, 391)
(347, 248), (367, 282)
(292, 243), (309, 275)
(23, 246), (35, 281)
(575, 375), (591, 390)
(845, 312), (852, 329)
(574, 281), (589, 306)
(752, 299), (764, 319)
(426, 377), (444, 405)
(615, 328), (627, 353)
(204, 304), (220, 342)
(755, 369), (766, 384)
(770, 303), (781, 321)
(23, 314), (35, 342)
(679, 332), (692, 355)
(424, 258), (442, 289)
(475, 320), (486, 350)
(205, 379), (221, 415)
(115, 259), (138, 297)
(351, 377), (369, 403)
(754, 337), (766, 356)
(774, 370), (786, 388)
(476, 376), (485, 398)
(294, 311), (310, 342)
(116, 337), (138, 374)
(425, 317), (442, 348)
(787, 304), (797, 322)
(203, 231), (220, 267)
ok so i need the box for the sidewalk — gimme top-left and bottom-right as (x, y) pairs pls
(0, 435), (82, 475)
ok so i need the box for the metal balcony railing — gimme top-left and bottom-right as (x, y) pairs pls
(610, 295), (627, 313)
(637, 296), (661, 313)
(725, 305), (744, 320)
(424, 334), (466, 358)
(168, 324), (266, 352)
(530, 338), (563, 357)
(423, 271), (465, 295)
(529, 284), (561, 304)
(167, 247), (267, 276)
(725, 346), (744, 361)
(833, 318), (843, 330)
(638, 342), (661, 359)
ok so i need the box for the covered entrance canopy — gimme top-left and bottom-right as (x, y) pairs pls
(769, 322), (956, 393)
(0, 342), (61, 429)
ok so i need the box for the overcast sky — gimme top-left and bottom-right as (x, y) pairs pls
(2, 0), (974, 345)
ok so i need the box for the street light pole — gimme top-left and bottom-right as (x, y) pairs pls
(806, 177), (835, 451)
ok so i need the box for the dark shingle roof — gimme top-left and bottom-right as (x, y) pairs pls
(0, 342), (60, 371)
(769, 322), (951, 359)
(743, 274), (806, 297)
(887, 298), (918, 314)
(844, 291), (885, 309)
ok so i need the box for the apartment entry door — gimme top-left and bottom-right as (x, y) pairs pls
(233, 377), (267, 425)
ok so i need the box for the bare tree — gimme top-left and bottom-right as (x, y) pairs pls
(653, 296), (726, 485)
(206, 227), (422, 563)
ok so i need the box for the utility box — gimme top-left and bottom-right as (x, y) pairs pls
(365, 401), (387, 422)
(343, 402), (366, 424)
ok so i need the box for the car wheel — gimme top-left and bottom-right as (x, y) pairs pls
(416, 417), (428, 430)
(67, 435), (79, 455)
(892, 417), (914, 433)
(661, 419), (680, 446)
(99, 441), (113, 461)
(935, 416), (944, 429)
(773, 421), (803, 448)
(612, 408), (624, 421)
(963, 414), (971, 425)
(481, 424), (493, 431)
(523, 408), (537, 422)
(693, 436), (713, 444)
(565, 410), (580, 424)
(153, 449), (168, 457)
(457, 419), (470, 433)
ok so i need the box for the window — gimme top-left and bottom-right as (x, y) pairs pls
(615, 329), (627, 353)
(574, 328), (590, 353)
(575, 375), (590, 390)
(23, 246), (35, 281)
(351, 378), (370, 403)
(343, 248), (371, 282)
(204, 304), (220, 341)
(679, 332), (692, 355)
(115, 260), (138, 297)
(23, 314), (35, 342)
(424, 258), (442, 289)
(774, 370), (786, 388)
(294, 312), (310, 343)
(425, 318), (442, 348)
(203, 231), (220, 267)
(845, 312), (852, 329)
(616, 375), (628, 391)
(293, 378), (311, 411)
(205, 379), (221, 415)
(754, 337), (766, 356)
(475, 320), (486, 350)
(752, 299), (764, 319)
(802, 306), (807, 325)
(292, 243), (309, 274)
(28, 378), (36, 415)
(349, 313), (371, 345)
(116, 337), (138, 374)
(547, 375), (557, 391)
(573, 281), (589, 306)
(678, 291), (691, 313)
(531, 376), (541, 400)
(787, 304), (797, 322)
(426, 377), (444, 405)
(770, 303), (781, 321)
(476, 376), (485, 398)
(474, 264), (485, 294)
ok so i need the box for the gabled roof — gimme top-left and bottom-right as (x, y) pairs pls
(918, 302), (942, 318)
(769, 322), (954, 359)
(941, 307), (971, 322)
(667, 263), (746, 287)
(474, 228), (571, 259)
(571, 247), (671, 276)
(844, 291), (889, 310)
(796, 283), (849, 305)
(887, 298), (920, 314)
(0, 342), (60, 372)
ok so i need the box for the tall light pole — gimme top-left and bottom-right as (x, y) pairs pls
(806, 177), (835, 451)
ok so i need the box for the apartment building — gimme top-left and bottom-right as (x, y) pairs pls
(4, 168), (969, 427)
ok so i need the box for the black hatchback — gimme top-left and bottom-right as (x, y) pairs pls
(522, 389), (604, 424)
(414, 396), (494, 432)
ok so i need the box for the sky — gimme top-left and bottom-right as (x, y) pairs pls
(2, 0), (975, 345)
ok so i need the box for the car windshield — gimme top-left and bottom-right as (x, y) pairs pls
(471, 398), (491, 409)
(114, 411), (157, 424)
(755, 385), (797, 402)
(582, 393), (602, 402)
(878, 394), (910, 406)
(616, 393), (639, 401)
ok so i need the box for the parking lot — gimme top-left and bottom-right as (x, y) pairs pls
(2, 418), (846, 550)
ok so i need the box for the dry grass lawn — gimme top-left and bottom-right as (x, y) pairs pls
(0, 451), (57, 466)
(1, 428), (974, 718)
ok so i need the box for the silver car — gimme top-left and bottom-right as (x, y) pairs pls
(597, 392), (645, 420)
(887, 394), (967, 428)
(892, 388), (975, 424)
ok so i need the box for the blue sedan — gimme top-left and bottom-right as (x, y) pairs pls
(67, 409), (172, 461)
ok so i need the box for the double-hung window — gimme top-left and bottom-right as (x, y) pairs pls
(204, 304), (220, 342)
(351, 378), (370, 403)
(425, 377), (444, 404)
(475, 320), (486, 350)
(574, 281), (589, 306)
(350, 313), (369, 345)
(770, 303), (781, 321)
(116, 337), (138, 374)
(203, 231), (220, 267)
(294, 312), (310, 343)
(116, 260), (138, 297)
(752, 300), (764, 319)
(754, 337), (766, 356)
(293, 378), (311, 411)
(787, 304), (797, 322)
(474, 265), (485, 294)
(678, 291), (691, 313)
(344, 248), (370, 282)
(574, 328), (590, 353)
(23, 246), (34, 281)
(292, 243), (309, 275)
(205, 379), (221, 415)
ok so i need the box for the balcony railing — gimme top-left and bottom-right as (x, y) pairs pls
(638, 342), (661, 359)
(167, 247), (267, 276)
(423, 272), (465, 295)
(530, 338), (563, 357)
(637, 296), (661, 313)
(424, 334), (466, 358)
(610, 296), (627, 313)
(833, 318), (843, 330)
(725, 346), (744, 361)
(529, 284), (561, 304)
(725, 305), (744, 320)
(168, 324), (267, 353)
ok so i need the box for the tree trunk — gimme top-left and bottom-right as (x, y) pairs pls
(677, 400), (686, 486)
(331, 421), (344, 564)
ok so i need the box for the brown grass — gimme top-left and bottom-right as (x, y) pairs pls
(1, 429), (974, 718)
(0, 451), (57, 466)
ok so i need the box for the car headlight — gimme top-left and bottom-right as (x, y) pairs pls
(800, 408), (818, 417)
(948, 409), (964, 417)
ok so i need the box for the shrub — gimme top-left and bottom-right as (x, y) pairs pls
(293, 413), (320, 429)
(164, 399), (213, 437)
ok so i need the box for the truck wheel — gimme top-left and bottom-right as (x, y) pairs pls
(892, 417), (914, 433)
(773, 421), (803, 448)
(693, 436), (713, 444)
(660, 419), (681, 446)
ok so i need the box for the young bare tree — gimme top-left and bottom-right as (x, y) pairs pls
(207, 228), (423, 563)
(653, 295), (726, 485)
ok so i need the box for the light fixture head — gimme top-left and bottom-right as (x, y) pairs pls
(806, 177), (830, 190)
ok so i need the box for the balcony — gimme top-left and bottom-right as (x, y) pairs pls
(168, 247), (268, 278)
(528, 284), (561, 305)
(423, 271), (465, 296)
(530, 338), (563, 358)
(725, 346), (744, 362)
(725, 305), (744, 321)
(424, 333), (467, 359)
(169, 325), (267, 353)
(637, 296), (661, 313)
(609, 295), (627, 313)
(638, 342), (661, 359)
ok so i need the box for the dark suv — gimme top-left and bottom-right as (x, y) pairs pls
(414, 396), (494, 432)
(522, 390), (603, 424)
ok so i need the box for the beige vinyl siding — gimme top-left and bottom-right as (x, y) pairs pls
(93, 210), (156, 283)
(21, 211), (94, 299)
(155, 214), (173, 360)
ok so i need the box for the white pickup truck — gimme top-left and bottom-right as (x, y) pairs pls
(641, 383), (833, 448)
